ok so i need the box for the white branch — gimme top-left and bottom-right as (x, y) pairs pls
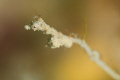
(24, 16), (120, 80)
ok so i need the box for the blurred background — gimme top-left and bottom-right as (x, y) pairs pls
(0, 0), (120, 80)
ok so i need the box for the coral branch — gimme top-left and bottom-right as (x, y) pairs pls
(24, 16), (120, 80)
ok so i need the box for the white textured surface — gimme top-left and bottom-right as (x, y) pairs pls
(24, 16), (120, 80)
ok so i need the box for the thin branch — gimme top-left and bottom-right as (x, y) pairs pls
(24, 16), (120, 80)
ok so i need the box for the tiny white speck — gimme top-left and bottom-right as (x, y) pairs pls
(24, 25), (30, 30)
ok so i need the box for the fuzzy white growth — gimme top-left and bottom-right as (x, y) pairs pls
(24, 16), (120, 80)
(24, 25), (30, 30)
(25, 18), (81, 49)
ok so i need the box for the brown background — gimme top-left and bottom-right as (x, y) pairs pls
(0, 0), (120, 80)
